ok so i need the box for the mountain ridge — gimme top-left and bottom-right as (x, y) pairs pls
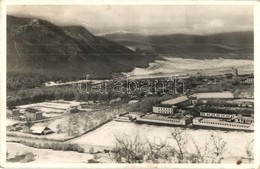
(104, 31), (253, 60)
(7, 15), (253, 81)
(7, 15), (156, 79)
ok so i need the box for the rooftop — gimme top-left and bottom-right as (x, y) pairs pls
(161, 96), (189, 105)
(143, 114), (186, 120)
(153, 105), (177, 108)
(201, 111), (236, 115)
(233, 99), (254, 103)
(25, 107), (39, 113)
(30, 126), (52, 134)
(190, 92), (234, 100)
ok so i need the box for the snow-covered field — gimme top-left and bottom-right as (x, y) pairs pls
(70, 121), (254, 163)
(124, 57), (254, 79)
(7, 142), (93, 163)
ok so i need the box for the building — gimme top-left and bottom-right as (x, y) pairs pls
(88, 101), (95, 105)
(241, 77), (254, 84)
(30, 126), (54, 135)
(161, 96), (190, 107)
(199, 112), (236, 119)
(65, 106), (78, 114)
(8, 109), (20, 120)
(11, 109), (20, 117)
(109, 97), (122, 104)
(6, 123), (22, 131)
(24, 108), (43, 121)
(153, 105), (177, 115)
(235, 114), (254, 124)
(190, 92), (234, 104)
(128, 100), (139, 104)
(192, 117), (253, 131)
(226, 99), (254, 108)
(136, 114), (191, 126)
(237, 92), (253, 99)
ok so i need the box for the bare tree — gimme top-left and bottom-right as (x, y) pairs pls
(112, 129), (228, 164)
(67, 115), (80, 136)
(245, 139), (254, 163)
(113, 134), (145, 163)
(189, 137), (210, 163)
(144, 139), (170, 163)
(208, 133), (226, 163)
(171, 128), (187, 162)
(56, 124), (62, 134)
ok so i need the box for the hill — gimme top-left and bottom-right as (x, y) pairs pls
(104, 32), (254, 60)
(7, 15), (156, 80)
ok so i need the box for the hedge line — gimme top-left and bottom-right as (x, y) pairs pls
(7, 132), (67, 142)
(12, 140), (85, 153)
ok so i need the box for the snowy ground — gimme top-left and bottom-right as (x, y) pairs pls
(6, 121), (254, 163)
(7, 142), (93, 163)
(124, 57), (254, 79)
(6, 119), (20, 126)
(69, 121), (254, 163)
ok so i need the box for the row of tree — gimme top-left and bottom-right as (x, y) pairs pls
(7, 85), (130, 109)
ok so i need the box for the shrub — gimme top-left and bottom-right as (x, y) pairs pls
(10, 140), (84, 153)
(78, 147), (85, 153)
(8, 152), (35, 163)
(62, 144), (70, 151)
(43, 142), (50, 149)
(6, 151), (9, 159)
(89, 147), (95, 154)
(21, 152), (35, 163)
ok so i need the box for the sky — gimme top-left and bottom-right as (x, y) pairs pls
(7, 5), (253, 35)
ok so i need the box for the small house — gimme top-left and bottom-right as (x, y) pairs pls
(6, 123), (22, 131)
(24, 108), (43, 121)
(235, 114), (254, 124)
(12, 109), (20, 117)
(30, 126), (54, 135)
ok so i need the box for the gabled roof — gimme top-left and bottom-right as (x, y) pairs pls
(161, 96), (189, 105)
(30, 126), (52, 134)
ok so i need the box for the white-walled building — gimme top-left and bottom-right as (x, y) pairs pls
(153, 105), (177, 114)
(199, 112), (236, 119)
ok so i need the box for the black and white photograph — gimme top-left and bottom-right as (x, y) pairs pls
(0, 1), (259, 168)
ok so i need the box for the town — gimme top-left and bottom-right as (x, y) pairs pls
(6, 69), (254, 139)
